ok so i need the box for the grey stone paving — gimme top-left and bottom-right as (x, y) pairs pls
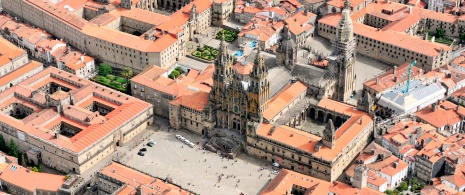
(120, 123), (276, 195)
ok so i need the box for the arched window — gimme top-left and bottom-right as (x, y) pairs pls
(234, 105), (239, 113)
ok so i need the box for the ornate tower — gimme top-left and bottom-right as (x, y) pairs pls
(188, 5), (197, 40)
(210, 32), (234, 128)
(357, 92), (373, 115)
(322, 119), (336, 149)
(248, 44), (270, 121)
(120, 0), (133, 9)
(276, 26), (297, 70)
(326, 0), (356, 102)
(353, 164), (368, 189)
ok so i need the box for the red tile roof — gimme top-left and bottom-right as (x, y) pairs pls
(263, 81), (307, 121)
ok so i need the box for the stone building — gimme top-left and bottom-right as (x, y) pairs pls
(212, 0), (234, 26)
(276, 27), (298, 70)
(2, 0), (219, 72)
(319, 0), (356, 102)
(246, 98), (373, 182)
(0, 67), (153, 174)
(318, 1), (453, 72)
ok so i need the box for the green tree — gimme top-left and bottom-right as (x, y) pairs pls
(0, 133), (7, 152)
(9, 139), (18, 158)
(397, 181), (408, 192)
(385, 189), (394, 195)
(460, 34), (465, 42)
(120, 67), (133, 85)
(98, 63), (113, 76)
(31, 167), (39, 172)
(20, 153), (26, 167)
(436, 28), (445, 38)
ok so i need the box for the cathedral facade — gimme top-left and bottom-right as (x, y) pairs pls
(208, 35), (270, 134)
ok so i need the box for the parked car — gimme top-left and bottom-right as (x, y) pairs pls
(138, 151), (145, 156)
(188, 143), (195, 148)
(271, 171), (279, 175)
(140, 148), (147, 152)
(147, 142), (153, 147)
(272, 163), (280, 168)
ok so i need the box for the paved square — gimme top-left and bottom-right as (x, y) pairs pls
(121, 128), (276, 195)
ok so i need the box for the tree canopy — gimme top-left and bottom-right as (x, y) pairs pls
(99, 63), (113, 76)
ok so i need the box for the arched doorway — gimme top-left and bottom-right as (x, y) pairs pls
(309, 107), (316, 119)
(317, 110), (324, 122)
(326, 113), (333, 123)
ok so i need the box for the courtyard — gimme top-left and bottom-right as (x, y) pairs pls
(119, 121), (276, 195)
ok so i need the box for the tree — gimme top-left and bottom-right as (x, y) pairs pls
(397, 181), (408, 192)
(0, 134), (6, 152)
(460, 34), (465, 42)
(98, 63), (113, 76)
(120, 67), (133, 85)
(9, 139), (18, 158)
(20, 153), (26, 167)
(436, 28), (445, 38)
(385, 189), (394, 195)
(31, 167), (39, 172)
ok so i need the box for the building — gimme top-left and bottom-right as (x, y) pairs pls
(346, 142), (409, 191)
(2, 0), (221, 72)
(276, 26), (298, 70)
(319, 0), (357, 102)
(130, 64), (214, 134)
(415, 100), (465, 136)
(414, 131), (449, 182)
(318, 1), (453, 72)
(97, 162), (192, 195)
(0, 15), (95, 78)
(0, 67), (153, 174)
(441, 164), (465, 192)
(363, 63), (423, 98)
(212, 0), (234, 26)
(246, 98), (373, 182)
(376, 79), (446, 118)
(0, 154), (66, 195)
(0, 36), (44, 93)
(260, 168), (384, 195)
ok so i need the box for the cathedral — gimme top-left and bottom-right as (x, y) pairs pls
(208, 33), (270, 134)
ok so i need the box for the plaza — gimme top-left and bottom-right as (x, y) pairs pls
(119, 119), (276, 195)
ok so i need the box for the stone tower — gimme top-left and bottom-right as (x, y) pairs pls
(210, 32), (234, 128)
(120, 0), (133, 9)
(357, 92), (373, 115)
(276, 26), (297, 70)
(188, 5), (198, 40)
(353, 164), (368, 189)
(322, 119), (336, 149)
(327, 0), (356, 102)
(248, 44), (270, 121)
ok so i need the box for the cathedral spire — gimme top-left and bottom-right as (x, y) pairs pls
(216, 31), (230, 66)
(252, 42), (266, 77)
(344, 0), (350, 10)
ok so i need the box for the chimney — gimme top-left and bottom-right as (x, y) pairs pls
(376, 78), (379, 85)
(393, 162), (398, 169)
(371, 148), (375, 155)
(431, 36), (435, 43)
(456, 104), (460, 111)
(80, 55), (84, 63)
(393, 66), (398, 82)
(432, 103), (437, 112)
(409, 6), (412, 14)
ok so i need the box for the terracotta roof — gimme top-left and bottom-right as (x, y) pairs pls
(0, 67), (152, 153)
(263, 81), (307, 120)
(0, 37), (26, 66)
(169, 91), (210, 111)
(233, 62), (254, 75)
(329, 181), (384, 195)
(100, 162), (191, 195)
(319, 6), (452, 57)
(261, 169), (332, 195)
(363, 63), (422, 93)
(0, 163), (65, 192)
(0, 60), (43, 88)
(415, 101), (463, 129)
(23, 0), (87, 29)
(284, 10), (315, 35)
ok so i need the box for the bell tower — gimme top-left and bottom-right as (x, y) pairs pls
(248, 44), (270, 121)
(353, 164), (368, 189)
(322, 119), (336, 149)
(326, 0), (357, 102)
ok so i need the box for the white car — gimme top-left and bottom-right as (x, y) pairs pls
(272, 163), (280, 168)
(188, 143), (195, 148)
(271, 171), (279, 175)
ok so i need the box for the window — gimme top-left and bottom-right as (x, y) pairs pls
(234, 106), (239, 113)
